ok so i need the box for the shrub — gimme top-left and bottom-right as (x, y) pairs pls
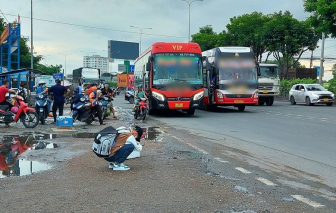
(328, 79), (336, 95)
(279, 78), (318, 97)
(106, 81), (117, 88)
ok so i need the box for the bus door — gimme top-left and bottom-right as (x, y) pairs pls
(202, 57), (215, 106)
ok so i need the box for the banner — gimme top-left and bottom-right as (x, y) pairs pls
(0, 25), (9, 45)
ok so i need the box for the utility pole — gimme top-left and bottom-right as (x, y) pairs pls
(30, 0), (33, 69)
(319, 32), (325, 85)
(180, 0), (203, 42)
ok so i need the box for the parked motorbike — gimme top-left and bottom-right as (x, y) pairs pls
(99, 95), (113, 119)
(70, 96), (98, 125)
(134, 98), (147, 120)
(35, 94), (49, 125)
(17, 87), (28, 103)
(0, 92), (39, 128)
(125, 90), (134, 104)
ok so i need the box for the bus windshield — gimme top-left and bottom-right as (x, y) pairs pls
(153, 53), (202, 85)
(217, 58), (257, 83)
(260, 66), (279, 78)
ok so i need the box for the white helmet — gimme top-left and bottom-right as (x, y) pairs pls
(38, 80), (46, 85)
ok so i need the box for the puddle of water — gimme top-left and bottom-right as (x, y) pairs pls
(143, 127), (162, 141)
(234, 185), (249, 193)
(282, 197), (295, 202)
(178, 150), (202, 158)
(0, 158), (51, 178)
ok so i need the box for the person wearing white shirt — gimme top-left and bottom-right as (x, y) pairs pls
(105, 126), (143, 171)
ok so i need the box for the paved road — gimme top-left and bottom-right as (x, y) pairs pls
(114, 94), (336, 209)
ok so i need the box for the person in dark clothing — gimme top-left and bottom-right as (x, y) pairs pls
(0, 80), (16, 109)
(89, 86), (105, 125)
(43, 79), (70, 123)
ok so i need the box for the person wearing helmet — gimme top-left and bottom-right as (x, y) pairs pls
(101, 84), (117, 118)
(104, 125), (143, 171)
(89, 86), (105, 125)
(134, 84), (147, 109)
(36, 80), (52, 116)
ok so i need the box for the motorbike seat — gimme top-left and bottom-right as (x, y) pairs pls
(0, 111), (13, 116)
(0, 105), (9, 111)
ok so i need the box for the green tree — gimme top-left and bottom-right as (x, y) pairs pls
(191, 25), (218, 51)
(264, 11), (319, 78)
(304, 0), (336, 37)
(35, 64), (62, 75)
(226, 12), (272, 62)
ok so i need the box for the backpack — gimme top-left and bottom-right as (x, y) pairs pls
(92, 126), (131, 158)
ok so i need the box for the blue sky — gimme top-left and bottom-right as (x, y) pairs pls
(1, 0), (335, 79)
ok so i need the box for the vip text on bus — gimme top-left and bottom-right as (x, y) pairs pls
(134, 42), (204, 115)
(202, 47), (260, 111)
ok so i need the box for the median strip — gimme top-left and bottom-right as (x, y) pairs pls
(235, 167), (252, 174)
(291, 195), (324, 208)
(256, 177), (276, 186)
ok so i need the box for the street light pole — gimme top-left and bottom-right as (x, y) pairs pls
(130, 26), (152, 55)
(319, 32), (325, 85)
(58, 53), (71, 86)
(180, 0), (203, 42)
(30, 0), (33, 69)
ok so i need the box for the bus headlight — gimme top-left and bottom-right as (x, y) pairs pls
(152, 91), (165, 101)
(193, 91), (204, 100)
(216, 91), (223, 98)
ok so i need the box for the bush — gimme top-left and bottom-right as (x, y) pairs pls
(106, 81), (117, 88)
(279, 78), (318, 97)
(328, 79), (336, 94)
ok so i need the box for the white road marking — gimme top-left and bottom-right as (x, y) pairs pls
(171, 135), (208, 155)
(214, 157), (228, 163)
(235, 167), (252, 174)
(291, 195), (324, 208)
(256, 177), (277, 186)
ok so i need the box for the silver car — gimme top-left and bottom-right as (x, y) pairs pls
(289, 84), (335, 106)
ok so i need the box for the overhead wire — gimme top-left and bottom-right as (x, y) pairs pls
(2, 13), (187, 39)
(0, 10), (9, 23)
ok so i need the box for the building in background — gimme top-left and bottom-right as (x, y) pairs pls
(83, 55), (109, 74)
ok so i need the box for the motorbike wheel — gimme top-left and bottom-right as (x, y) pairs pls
(141, 109), (147, 120)
(86, 116), (94, 125)
(21, 111), (39, 128)
(129, 98), (134, 104)
(39, 111), (45, 125)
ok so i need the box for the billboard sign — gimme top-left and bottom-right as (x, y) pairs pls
(314, 66), (324, 77)
(108, 40), (139, 60)
(129, 65), (135, 73)
(0, 25), (9, 45)
(118, 64), (126, 72)
(53, 73), (63, 79)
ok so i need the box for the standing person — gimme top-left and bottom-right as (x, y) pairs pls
(101, 84), (117, 118)
(0, 80), (16, 108)
(43, 79), (70, 123)
(89, 85), (105, 125)
(104, 126), (143, 171)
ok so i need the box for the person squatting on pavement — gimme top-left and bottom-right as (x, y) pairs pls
(89, 85), (105, 125)
(104, 126), (143, 171)
(42, 79), (70, 123)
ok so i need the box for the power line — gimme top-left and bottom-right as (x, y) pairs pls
(0, 10), (9, 23)
(3, 13), (186, 39)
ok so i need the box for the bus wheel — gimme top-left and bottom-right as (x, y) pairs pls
(266, 97), (274, 106)
(238, 106), (245, 111)
(148, 109), (155, 115)
(186, 109), (195, 115)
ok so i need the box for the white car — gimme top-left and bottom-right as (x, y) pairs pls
(289, 84), (335, 106)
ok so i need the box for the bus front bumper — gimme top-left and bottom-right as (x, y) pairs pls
(151, 97), (203, 110)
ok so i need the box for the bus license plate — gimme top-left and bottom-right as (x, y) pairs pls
(234, 100), (244, 103)
(175, 103), (183, 107)
(263, 90), (268, 94)
(324, 98), (329, 101)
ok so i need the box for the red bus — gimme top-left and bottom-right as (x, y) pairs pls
(134, 42), (204, 115)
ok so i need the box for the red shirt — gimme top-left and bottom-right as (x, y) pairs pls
(0, 86), (9, 103)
